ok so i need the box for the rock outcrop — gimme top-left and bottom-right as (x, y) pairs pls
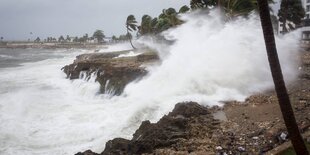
(75, 102), (219, 155)
(62, 49), (159, 95)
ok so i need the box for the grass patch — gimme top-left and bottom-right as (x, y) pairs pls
(280, 143), (310, 155)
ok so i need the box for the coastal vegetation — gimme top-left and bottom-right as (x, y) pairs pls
(119, 0), (262, 45)
(121, 0), (304, 41)
(30, 30), (107, 44)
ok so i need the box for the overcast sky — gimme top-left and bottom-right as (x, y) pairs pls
(0, 0), (188, 41)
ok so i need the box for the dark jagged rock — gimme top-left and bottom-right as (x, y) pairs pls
(102, 138), (130, 155)
(84, 102), (218, 155)
(75, 150), (100, 155)
(126, 102), (213, 154)
(168, 101), (210, 117)
(62, 49), (159, 95)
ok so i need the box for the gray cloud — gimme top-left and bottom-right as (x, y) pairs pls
(0, 0), (188, 40)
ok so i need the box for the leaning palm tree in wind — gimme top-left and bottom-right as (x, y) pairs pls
(126, 15), (138, 49)
(256, 0), (309, 154)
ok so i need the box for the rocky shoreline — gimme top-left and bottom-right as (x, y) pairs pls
(63, 49), (310, 154)
(62, 48), (159, 95)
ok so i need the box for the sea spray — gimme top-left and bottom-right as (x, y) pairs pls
(133, 10), (300, 105)
(0, 11), (301, 155)
(98, 43), (133, 53)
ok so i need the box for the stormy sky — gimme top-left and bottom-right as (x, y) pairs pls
(0, 0), (188, 41)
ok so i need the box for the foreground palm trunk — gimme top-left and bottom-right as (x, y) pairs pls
(256, 0), (309, 154)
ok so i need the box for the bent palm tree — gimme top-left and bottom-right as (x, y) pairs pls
(126, 15), (138, 49)
(140, 15), (153, 35)
(223, 0), (257, 18)
(257, 0), (309, 154)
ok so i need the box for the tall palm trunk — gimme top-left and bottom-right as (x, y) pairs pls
(256, 0), (309, 154)
(127, 29), (136, 49)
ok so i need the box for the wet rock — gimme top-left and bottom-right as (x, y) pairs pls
(101, 138), (130, 155)
(80, 102), (217, 155)
(62, 49), (159, 95)
(168, 102), (210, 117)
(127, 102), (211, 154)
(75, 150), (100, 155)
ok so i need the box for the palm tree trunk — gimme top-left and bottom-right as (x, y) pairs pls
(127, 29), (136, 49)
(282, 0), (288, 33)
(257, 0), (309, 154)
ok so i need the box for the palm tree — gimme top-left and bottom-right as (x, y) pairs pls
(34, 37), (41, 42)
(278, 0), (305, 33)
(190, 0), (273, 19)
(93, 30), (105, 43)
(154, 18), (171, 33)
(58, 35), (65, 42)
(83, 33), (89, 42)
(126, 15), (138, 49)
(139, 15), (153, 35)
(190, 0), (217, 9)
(150, 18), (159, 33)
(158, 8), (181, 27)
(179, 5), (190, 13)
(256, 0), (309, 154)
(73, 37), (78, 42)
(66, 35), (71, 42)
(222, 0), (257, 18)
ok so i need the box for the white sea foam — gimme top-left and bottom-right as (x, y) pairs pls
(0, 54), (14, 59)
(98, 43), (133, 53)
(115, 51), (142, 58)
(0, 10), (300, 155)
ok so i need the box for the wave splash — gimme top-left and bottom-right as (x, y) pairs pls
(132, 10), (299, 106)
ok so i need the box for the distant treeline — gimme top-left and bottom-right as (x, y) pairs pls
(32, 30), (106, 44)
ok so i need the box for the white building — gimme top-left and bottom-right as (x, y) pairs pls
(301, 0), (310, 42)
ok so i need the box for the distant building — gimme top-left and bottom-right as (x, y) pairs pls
(103, 37), (112, 43)
(69, 37), (76, 42)
(301, 0), (310, 43)
(86, 38), (96, 43)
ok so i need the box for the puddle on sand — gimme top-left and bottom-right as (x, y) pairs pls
(212, 111), (228, 121)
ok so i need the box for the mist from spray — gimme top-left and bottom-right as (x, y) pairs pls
(131, 10), (300, 106)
